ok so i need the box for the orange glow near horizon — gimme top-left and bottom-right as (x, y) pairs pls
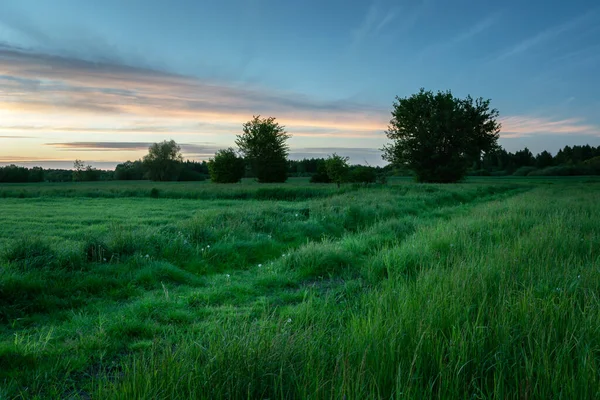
(1, 47), (599, 166)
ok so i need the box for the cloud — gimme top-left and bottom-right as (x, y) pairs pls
(449, 14), (498, 45)
(416, 13), (499, 60)
(493, 8), (599, 62)
(45, 141), (223, 155)
(500, 116), (600, 138)
(0, 44), (389, 135)
(351, 2), (399, 48)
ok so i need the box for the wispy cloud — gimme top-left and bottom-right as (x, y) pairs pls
(449, 14), (499, 45)
(0, 45), (389, 135)
(351, 2), (399, 48)
(500, 116), (600, 138)
(45, 141), (222, 155)
(417, 13), (499, 60)
(492, 8), (599, 62)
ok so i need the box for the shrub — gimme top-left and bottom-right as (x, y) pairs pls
(310, 161), (331, 183)
(208, 148), (245, 183)
(350, 166), (377, 185)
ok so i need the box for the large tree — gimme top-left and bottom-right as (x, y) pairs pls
(382, 89), (501, 183)
(235, 116), (290, 183)
(208, 148), (245, 183)
(143, 140), (183, 181)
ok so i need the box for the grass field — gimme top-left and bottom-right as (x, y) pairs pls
(0, 178), (599, 399)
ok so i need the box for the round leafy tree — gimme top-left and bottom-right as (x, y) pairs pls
(324, 153), (350, 187)
(235, 116), (290, 183)
(382, 89), (501, 183)
(142, 140), (183, 181)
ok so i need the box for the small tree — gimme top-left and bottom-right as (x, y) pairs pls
(142, 140), (183, 181)
(208, 148), (245, 183)
(72, 159), (85, 182)
(382, 88), (500, 183)
(235, 116), (291, 183)
(325, 153), (349, 188)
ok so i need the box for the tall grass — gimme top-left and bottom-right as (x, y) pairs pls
(1, 180), (598, 398)
(92, 184), (600, 399)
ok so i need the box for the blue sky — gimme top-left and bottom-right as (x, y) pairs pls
(1, 0), (599, 168)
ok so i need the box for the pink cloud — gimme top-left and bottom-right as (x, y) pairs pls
(500, 116), (600, 138)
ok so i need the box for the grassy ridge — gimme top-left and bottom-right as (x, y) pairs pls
(1, 180), (598, 398)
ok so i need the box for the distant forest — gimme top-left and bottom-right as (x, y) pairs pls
(1, 144), (599, 183)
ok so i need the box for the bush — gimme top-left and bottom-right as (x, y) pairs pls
(208, 148), (245, 183)
(310, 161), (331, 183)
(350, 166), (377, 184)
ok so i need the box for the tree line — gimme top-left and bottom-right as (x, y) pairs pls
(1, 142), (599, 184)
(2, 89), (600, 184)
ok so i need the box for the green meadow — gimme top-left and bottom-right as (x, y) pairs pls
(0, 177), (599, 399)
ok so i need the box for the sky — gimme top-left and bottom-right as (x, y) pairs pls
(0, 0), (599, 169)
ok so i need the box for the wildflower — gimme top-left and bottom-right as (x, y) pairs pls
(286, 318), (292, 323)
(103, 258), (107, 262)
(258, 264), (262, 267)
(578, 275), (581, 279)
(282, 254), (286, 257)
(145, 254), (150, 258)
(450, 243), (454, 248)
(295, 213), (299, 217)
(207, 245), (211, 248)
(225, 274), (230, 278)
